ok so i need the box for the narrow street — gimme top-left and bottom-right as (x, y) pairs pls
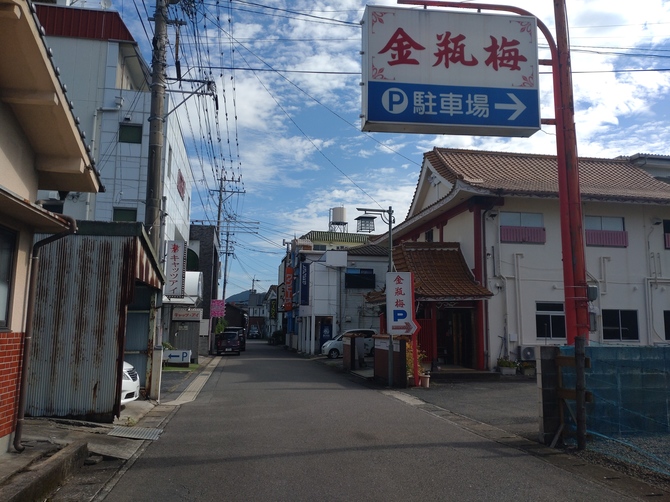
(104, 342), (632, 501)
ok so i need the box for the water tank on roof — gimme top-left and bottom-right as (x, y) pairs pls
(329, 207), (348, 232)
(331, 207), (346, 224)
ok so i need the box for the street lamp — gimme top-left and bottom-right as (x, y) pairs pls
(357, 206), (395, 386)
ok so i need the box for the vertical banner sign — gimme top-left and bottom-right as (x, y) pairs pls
(361, 6), (540, 137)
(211, 299), (226, 318)
(300, 262), (310, 305)
(270, 299), (277, 320)
(284, 266), (294, 311)
(386, 272), (419, 336)
(166, 240), (186, 298)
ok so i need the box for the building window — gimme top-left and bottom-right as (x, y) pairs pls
(113, 207), (137, 222)
(425, 229), (433, 242)
(664, 220), (670, 250)
(119, 123), (143, 144)
(665, 311), (670, 341)
(313, 245), (326, 251)
(344, 268), (375, 289)
(602, 309), (638, 341)
(500, 212), (546, 244)
(535, 302), (566, 339)
(0, 226), (17, 329)
(584, 216), (628, 247)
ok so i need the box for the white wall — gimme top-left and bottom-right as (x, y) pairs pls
(479, 197), (670, 366)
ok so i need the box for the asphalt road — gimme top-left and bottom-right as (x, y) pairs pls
(104, 341), (634, 502)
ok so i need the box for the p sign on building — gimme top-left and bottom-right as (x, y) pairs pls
(361, 6), (540, 137)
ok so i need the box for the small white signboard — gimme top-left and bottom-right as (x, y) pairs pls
(163, 350), (191, 363)
(386, 272), (419, 336)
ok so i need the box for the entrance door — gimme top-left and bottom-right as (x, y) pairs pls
(437, 308), (475, 368)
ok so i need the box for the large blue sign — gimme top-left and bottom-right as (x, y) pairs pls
(366, 81), (539, 137)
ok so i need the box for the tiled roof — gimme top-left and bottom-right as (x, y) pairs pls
(393, 242), (492, 300)
(425, 148), (670, 204)
(299, 231), (372, 244)
(346, 244), (389, 257)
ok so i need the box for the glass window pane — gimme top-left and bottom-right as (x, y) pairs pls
(602, 216), (623, 231)
(620, 310), (638, 340)
(602, 309), (620, 340)
(584, 216), (601, 230)
(536, 314), (551, 338)
(119, 124), (143, 144)
(520, 212), (543, 227)
(537, 303), (564, 312)
(551, 315), (566, 338)
(500, 212), (520, 226)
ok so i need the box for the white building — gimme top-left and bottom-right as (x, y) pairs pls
(384, 148), (670, 371)
(35, 3), (192, 249)
(285, 237), (388, 355)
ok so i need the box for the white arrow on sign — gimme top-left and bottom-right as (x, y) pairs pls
(391, 321), (418, 334)
(494, 93), (526, 120)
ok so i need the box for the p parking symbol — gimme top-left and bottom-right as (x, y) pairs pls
(382, 88), (408, 114)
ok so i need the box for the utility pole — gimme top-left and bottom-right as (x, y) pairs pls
(212, 175), (244, 303)
(145, 0), (168, 254)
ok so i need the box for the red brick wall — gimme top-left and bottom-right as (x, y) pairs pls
(0, 332), (23, 438)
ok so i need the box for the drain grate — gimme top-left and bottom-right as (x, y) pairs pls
(108, 426), (163, 441)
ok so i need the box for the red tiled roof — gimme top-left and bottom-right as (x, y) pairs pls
(424, 148), (670, 204)
(393, 242), (492, 300)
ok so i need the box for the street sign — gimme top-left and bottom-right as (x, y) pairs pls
(386, 272), (419, 336)
(362, 6), (540, 137)
(163, 350), (191, 363)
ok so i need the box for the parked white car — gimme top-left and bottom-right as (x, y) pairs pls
(121, 361), (140, 405)
(321, 329), (377, 359)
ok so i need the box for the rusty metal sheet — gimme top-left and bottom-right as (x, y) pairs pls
(25, 231), (161, 422)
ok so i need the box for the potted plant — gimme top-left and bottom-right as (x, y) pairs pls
(497, 356), (517, 376)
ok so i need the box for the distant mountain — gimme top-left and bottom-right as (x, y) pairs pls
(226, 290), (251, 304)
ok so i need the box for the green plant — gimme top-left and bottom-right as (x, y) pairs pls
(519, 361), (535, 370)
(406, 343), (428, 376)
(214, 318), (228, 334)
(496, 356), (517, 368)
(162, 341), (176, 350)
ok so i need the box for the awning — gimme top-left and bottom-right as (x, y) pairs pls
(366, 242), (492, 304)
(394, 242), (492, 301)
(0, 186), (72, 233)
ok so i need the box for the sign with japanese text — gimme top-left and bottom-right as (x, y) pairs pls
(362, 6), (540, 137)
(300, 262), (310, 306)
(165, 240), (186, 298)
(284, 266), (294, 311)
(386, 272), (420, 336)
(211, 299), (226, 318)
(172, 307), (202, 321)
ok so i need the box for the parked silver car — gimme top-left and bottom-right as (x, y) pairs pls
(321, 329), (377, 359)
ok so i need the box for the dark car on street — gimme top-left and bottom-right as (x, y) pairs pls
(215, 331), (241, 355)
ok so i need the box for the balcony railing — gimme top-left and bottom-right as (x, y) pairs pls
(500, 226), (546, 244)
(585, 229), (628, 247)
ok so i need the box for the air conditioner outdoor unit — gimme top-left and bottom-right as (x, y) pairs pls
(518, 345), (536, 361)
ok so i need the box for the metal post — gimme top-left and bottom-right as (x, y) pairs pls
(575, 336), (586, 450)
(145, 0), (168, 254)
(387, 206), (394, 387)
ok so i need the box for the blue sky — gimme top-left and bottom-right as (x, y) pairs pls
(100, 0), (670, 298)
